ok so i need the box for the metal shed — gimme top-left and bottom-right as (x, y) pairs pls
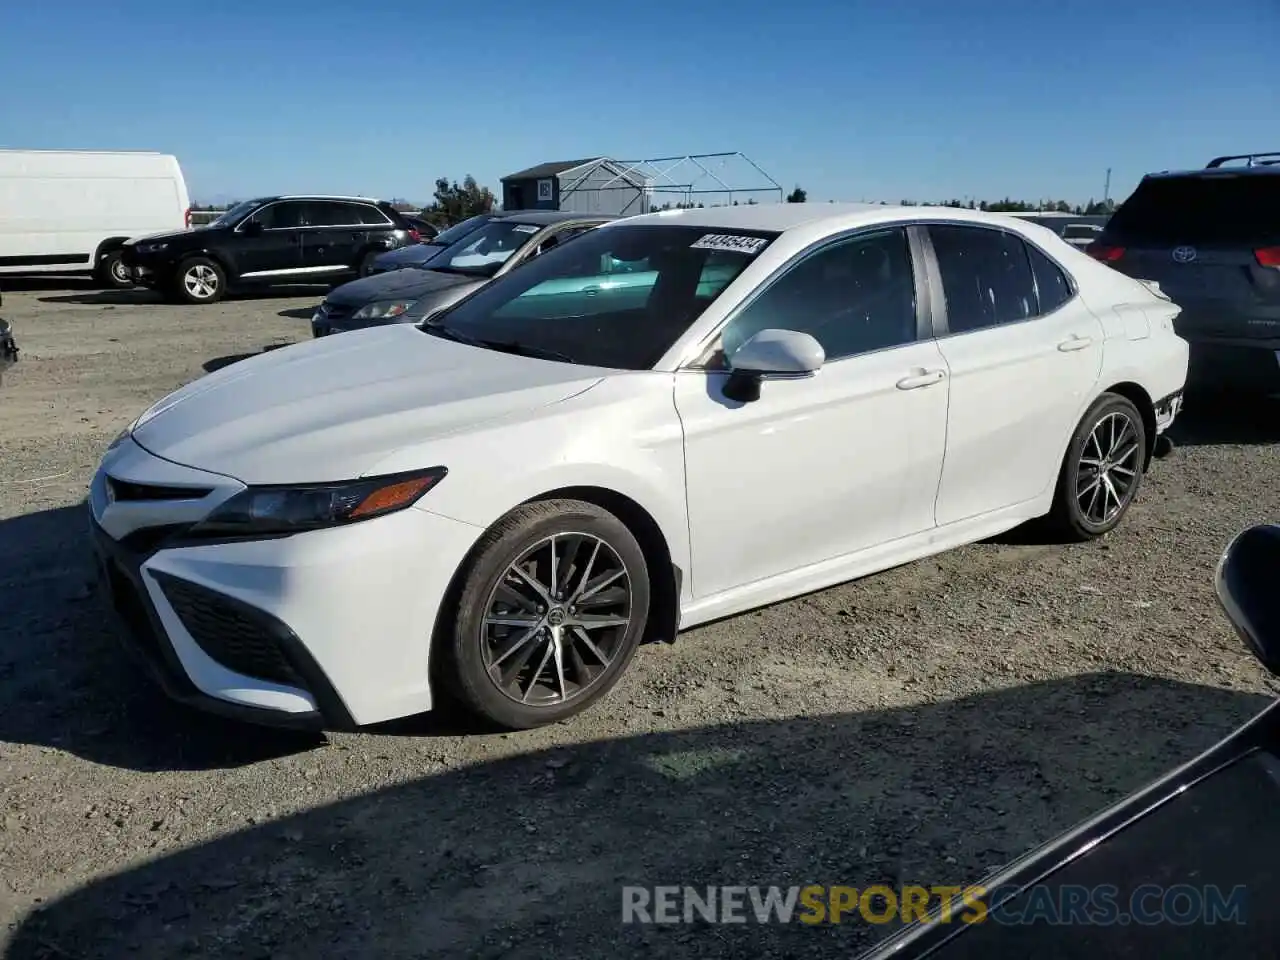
(500, 158), (651, 216)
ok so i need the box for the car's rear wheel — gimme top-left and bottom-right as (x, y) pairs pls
(94, 248), (133, 289)
(1047, 393), (1148, 541)
(173, 257), (226, 304)
(440, 499), (650, 730)
(357, 250), (381, 278)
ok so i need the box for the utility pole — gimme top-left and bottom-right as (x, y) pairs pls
(1103, 168), (1112, 206)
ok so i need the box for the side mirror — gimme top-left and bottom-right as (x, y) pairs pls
(722, 329), (825, 403)
(1216, 523), (1280, 677)
(241, 220), (264, 236)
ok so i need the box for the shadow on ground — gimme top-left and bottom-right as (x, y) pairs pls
(203, 341), (293, 373)
(1169, 391), (1280, 448)
(0, 277), (101, 292)
(277, 306), (320, 320)
(38, 289), (164, 306)
(0, 504), (323, 772)
(3, 673), (1270, 959)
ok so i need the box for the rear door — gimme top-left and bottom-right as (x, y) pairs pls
(1094, 172), (1280, 341)
(300, 201), (391, 274)
(926, 223), (1104, 526)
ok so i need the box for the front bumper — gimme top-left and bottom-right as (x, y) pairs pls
(89, 437), (483, 728)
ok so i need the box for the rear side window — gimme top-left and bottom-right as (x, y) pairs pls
(929, 225), (1036, 333)
(1106, 173), (1280, 246)
(1027, 245), (1073, 314)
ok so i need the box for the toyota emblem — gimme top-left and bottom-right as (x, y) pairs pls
(1172, 246), (1198, 263)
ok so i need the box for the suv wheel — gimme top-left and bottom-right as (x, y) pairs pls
(95, 248), (133, 289)
(357, 250), (381, 278)
(173, 257), (226, 305)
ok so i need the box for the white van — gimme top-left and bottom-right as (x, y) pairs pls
(0, 150), (190, 287)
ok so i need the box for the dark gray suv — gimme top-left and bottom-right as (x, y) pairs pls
(1087, 151), (1280, 394)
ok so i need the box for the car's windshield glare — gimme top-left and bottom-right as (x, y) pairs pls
(422, 224), (778, 370)
(429, 220), (543, 277)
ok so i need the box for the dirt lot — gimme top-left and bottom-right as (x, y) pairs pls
(2, 279), (1279, 959)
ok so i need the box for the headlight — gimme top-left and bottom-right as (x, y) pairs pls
(190, 467), (447, 537)
(138, 242), (169, 254)
(352, 299), (417, 321)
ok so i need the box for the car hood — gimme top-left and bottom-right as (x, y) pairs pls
(129, 326), (607, 484)
(375, 244), (444, 270)
(325, 267), (476, 307)
(125, 227), (210, 245)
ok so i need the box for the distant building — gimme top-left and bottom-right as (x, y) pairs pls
(500, 158), (651, 215)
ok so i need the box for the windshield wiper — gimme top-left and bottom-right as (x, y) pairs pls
(471, 339), (574, 363)
(420, 321), (573, 363)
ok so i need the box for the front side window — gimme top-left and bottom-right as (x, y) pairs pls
(422, 224), (777, 369)
(253, 201), (305, 230)
(930, 225), (1037, 333)
(716, 227), (918, 363)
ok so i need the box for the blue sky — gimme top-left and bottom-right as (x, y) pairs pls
(1, 0), (1275, 207)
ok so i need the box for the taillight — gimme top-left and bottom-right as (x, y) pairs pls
(408, 228), (421, 242)
(1086, 243), (1125, 262)
(1255, 247), (1280, 268)
(184, 207), (192, 229)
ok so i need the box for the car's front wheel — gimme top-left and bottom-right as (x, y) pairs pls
(95, 248), (133, 289)
(1047, 392), (1148, 540)
(440, 499), (650, 730)
(172, 257), (226, 304)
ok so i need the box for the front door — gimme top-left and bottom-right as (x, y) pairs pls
(675, 227), (951, 599)
(234, 200), (305, 278)
(925, 224), (1105, 526)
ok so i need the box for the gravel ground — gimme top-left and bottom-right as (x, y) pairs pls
(1, 279), (1279, 959)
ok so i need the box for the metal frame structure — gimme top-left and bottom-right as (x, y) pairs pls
(557, 152), (784, 214)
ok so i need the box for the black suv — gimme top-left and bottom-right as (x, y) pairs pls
(1087, 151), (1280, 393)
(120, 196), (421, 304)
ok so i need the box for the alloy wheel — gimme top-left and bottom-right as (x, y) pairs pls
(183, 265), (219, 300)
(1076, 411), (1141, 525)
(480, 533), (633, 707)
(110, 257), (131, 285)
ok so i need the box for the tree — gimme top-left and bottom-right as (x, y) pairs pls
(786, 186), (807, 203)
(423, 175), (496, 226)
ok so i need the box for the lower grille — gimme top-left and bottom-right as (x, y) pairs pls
(155, 574), (304, 687)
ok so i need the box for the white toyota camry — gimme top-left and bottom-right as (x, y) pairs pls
(89, 204), (1188, 731)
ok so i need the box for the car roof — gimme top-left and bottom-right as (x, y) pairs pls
(268, 194), (390, 203)
(1144, 165), (1280, 181)
(501, 210), (616, 226)
(609, 202), (1052, 235)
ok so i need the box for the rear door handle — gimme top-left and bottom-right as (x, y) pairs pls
(1057, 334), (1094, 352)
(896, 368), (946, 390)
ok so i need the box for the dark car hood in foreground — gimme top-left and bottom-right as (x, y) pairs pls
(125, 226), (214, 245)
(325, 267), (478, 308)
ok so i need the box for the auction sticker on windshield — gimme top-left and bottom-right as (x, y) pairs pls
(512, 224), (540, 233)
(690, 234), (769, 255)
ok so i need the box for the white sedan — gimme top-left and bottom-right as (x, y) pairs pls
(88, 204), (1188, 731)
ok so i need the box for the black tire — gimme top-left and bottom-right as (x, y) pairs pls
(1046, 392), (1148, 541)
(357, 250), (381, 278)
(172, 256), (226, 305)
(94, 248), (133, 289)
(439, 499), (650, 730)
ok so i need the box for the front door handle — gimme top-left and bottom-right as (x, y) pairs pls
(896, 368), (946, 390)
(1057, 334), (1094, 352)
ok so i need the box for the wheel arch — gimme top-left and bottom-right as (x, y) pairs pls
(178, 249), (234, 279)
(93, 236), (131, 261)
(1101, 380), (1157, 468)
(522, 485), (682, 646)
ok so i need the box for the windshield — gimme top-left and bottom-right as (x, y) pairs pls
(208, 198), (268, 229)
(431, 214), (493, 246)
(429, 220), (543, 277)
(421, 224), (778, 369)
